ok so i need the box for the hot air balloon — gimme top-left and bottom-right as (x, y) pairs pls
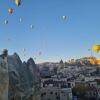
(8, 8), (13, 14)
(92, 44), (100, 53)
(15, 0), (21, 6)
(62, 16), (66, 20)
(23, 48), (26, 52)
(5, 20), (8, 24)
(19, 18), (22, 22)
(30, 25), (34, 29)
(62, 16), (69, 21)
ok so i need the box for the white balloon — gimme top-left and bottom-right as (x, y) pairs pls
(19, 18), (22, 22)
(62, 16), (66, 19)
(5, 20), (8, 24)
(62, 16), (68, 20)
(30, 25), (34, 29)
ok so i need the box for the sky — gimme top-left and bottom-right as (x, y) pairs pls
(0, 0), (100, 63)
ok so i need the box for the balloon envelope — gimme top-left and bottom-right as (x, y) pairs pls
(92, 45), (100, 53)
(19, 18), (22, 22)
(5, 20), (8, 24)
(62, 16), (69, 21)
(8, 8), (13, 14)
(15, 0), (21, 6)
(30, 25), (34, 29)
(62, 16), (66, 20)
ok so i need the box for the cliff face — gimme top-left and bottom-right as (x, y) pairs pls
(0, 51), (8, 100)
(8, 53), (40, 100)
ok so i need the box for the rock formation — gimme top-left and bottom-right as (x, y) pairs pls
(0, 49), (9, 100)
(8, 53), (40, 100)
(0, 50), (40, 100)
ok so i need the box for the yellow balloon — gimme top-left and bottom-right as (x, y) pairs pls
(15, 0), (21, 6)
(92, 44), (100, 53)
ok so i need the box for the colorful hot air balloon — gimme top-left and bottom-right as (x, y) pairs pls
(92, 44), (100, 53)
(15, 0), (21, 6)
(8, 8), (13, 14)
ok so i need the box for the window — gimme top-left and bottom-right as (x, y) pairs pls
(50, 91), (53, 94)
(55, 92), (57, 95)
